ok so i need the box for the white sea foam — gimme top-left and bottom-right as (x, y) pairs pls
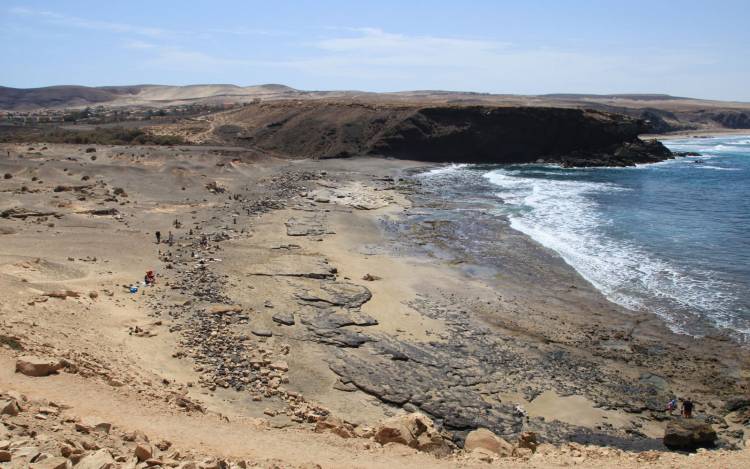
(422, 163), (469, 176)
(696, 165), (741, 171)
(483, 168), (737, 333)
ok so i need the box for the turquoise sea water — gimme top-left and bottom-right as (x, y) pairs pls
(421, 135), (750, 339)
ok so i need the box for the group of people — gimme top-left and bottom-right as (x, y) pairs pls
(154, 230), (174, 246)
(667, 397), (694, 418)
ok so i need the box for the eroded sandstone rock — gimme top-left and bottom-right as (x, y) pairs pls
(15, 356), (64, 377)
(374, 413), (453, 456)
(464, 428), (514, 456)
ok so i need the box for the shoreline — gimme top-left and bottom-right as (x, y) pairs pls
(642, 128), (750, 140)
(410, 146), (749, 346)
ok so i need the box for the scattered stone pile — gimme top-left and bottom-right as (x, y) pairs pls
(0, 389), (291, 468)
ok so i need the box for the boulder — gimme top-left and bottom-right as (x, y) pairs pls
(374, 413), (453, 456)
(0, 450), (10, 462)
(76, 449), (115, 469)
(0, 398), (20, 416)
(663, 419), (717, 450)
(15, 356), (64, 377)
(251, 329), (272, 337)
(464, 428), (514, 456)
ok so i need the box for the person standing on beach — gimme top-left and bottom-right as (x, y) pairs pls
(666, 398), (678, 415)
(682, 398), (694, 418)
(155, 230), (161, 244)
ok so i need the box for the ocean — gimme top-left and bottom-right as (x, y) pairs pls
(417, 135), (750, 340)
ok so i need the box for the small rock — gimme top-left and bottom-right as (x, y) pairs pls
(134, 444), (153, 461)
(251, 329), (272, 337)
(206, 304), (243, 314)
(29, 456), (71, 469)
(155, 440), (172, 451)
(269, 361), (288, 372)
(517, 431), (539, 452)
(75, 418), (112, 434)
(75, 449), (115, 469)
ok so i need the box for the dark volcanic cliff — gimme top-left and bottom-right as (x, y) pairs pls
(216, 103), (673, 167)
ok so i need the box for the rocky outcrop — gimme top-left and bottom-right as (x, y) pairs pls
(374, 413), (454, 456)
(370, 106), (672, 167)
(219, 102), (674, 167)
(663, 419), (717, 450)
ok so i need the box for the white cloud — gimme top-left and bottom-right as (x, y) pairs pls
(9, 7), (169, 37)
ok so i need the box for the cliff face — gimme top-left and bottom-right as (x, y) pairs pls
(370, 106), (672, 166)
(217, 103), (673, 167)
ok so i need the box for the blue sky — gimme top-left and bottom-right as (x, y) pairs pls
(1, 0), (748, 100)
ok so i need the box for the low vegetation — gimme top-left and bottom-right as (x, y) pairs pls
(0, 125), (185, 145)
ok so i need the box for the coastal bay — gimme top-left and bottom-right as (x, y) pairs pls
(1, 142), (747, 467)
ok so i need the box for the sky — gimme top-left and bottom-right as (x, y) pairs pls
(1, 0), (749, 101)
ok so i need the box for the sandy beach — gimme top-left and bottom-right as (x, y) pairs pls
(0, 142), (748, 468)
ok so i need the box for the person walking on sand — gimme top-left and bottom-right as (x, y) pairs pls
(682, 397), (694, 418)
(155, 230), (161, 244)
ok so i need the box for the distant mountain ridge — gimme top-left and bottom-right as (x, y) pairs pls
(2, 84), (748, 111)
(0, 84), (301, 110)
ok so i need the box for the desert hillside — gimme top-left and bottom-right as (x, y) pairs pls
(2, 84), (750, 134)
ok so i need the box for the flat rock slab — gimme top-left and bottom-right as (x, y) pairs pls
(296, 282), (372, 309)
(248, 254), (336, 279)
(251, 329), (273, 337)
(272, 312), (295, 326)
(301, 310), (378, 330)
(311, 328), (373, 348)
(285, 216), (332, 236)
